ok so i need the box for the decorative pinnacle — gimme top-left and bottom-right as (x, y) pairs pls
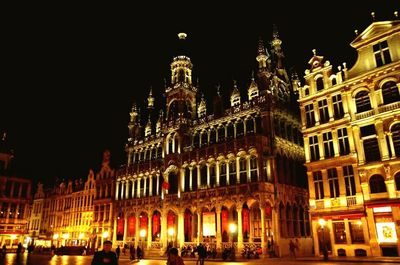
(272, 24), (279, 39)
(251, 70), (255, 81)
(149, 86), (153, 96)
(178, 32), (187, 40)
(257, 37), (266, 55)
(216, 84), (221, 96)
(233, 79), (237, 88)
(354, 29), (358, 36)
(371, 12), (375, 21)
(395, 11), (398, 18)
(312, 49), (316, 56)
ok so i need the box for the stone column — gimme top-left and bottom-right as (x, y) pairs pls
(115, 181), (120, 200)
(246, 155), (251, 182)
(149, 176), (153, 196)
(206, 164), (210, 187)
(332, 130), (340, 157)
(197, 210), (202, 244)
(143, 177), (147, 197)
(347, 126), (356, 153)
(197, 166), (201, 187)
(313, 101), (320, 126)
(260, 207), (266, 255)
(180, 169), (184, 194)
(375, 120), (390, 160)
(120, 181), (125, 200)
(189, 168), (193, 191)
(123, 215), (128, 245)
(226, 162), (230, 185)
(112, 215), (117, 245)
(216, 161), (220, 187)
(352, 126), (365, 164)
(342, 92), (350, 118)
(131, 180), (135, 198)
(137, 178), (141, 198)
(125, 181), (130, 199)
(178, 210), (185, 247)
(317, 133), (324, 160)
(216, 208), (222, 249)
(156, 175), (160, 196)
(147, 212), (153, 248)
(237, 206), (243, 249)
(388, 132), (397, 158)
(161, 210), (168, 251)
(304, 137), (310, 162)
(135, 213), (140, 246)
(236, 157), (240, 184)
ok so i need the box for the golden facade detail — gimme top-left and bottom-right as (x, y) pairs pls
(299, 17), (400, 257)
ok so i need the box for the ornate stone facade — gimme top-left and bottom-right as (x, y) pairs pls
(114, 29), (312, 257)
(299, 17), (400, 257)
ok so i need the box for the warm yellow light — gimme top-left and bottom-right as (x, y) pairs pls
(168, 228), (175, 236)
(357, 220), (362, 226)
(140, 229), (146, 238)
(229, 223), (237, 234)
(10, 234), (17, 240)
(79, 233), (85, 239)
(26, 237), (31, 242)
(318, 218), (326, 227)
(53, 233), (59, 240)
(102, 231), (109, 238)
(62, 233), (70, 239)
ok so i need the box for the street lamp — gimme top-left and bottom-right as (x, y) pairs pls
(102, 231), (109, 239)
(318, 218), (328, 260)
(168, 228), (175, 246)
(228, 223), (237, 246)
(140, 229), (147, 250)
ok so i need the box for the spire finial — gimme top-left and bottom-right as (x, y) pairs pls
(251, 70), (255, 81)
(233, 79), (237, 88)
(148, 114), (151, 123)
(257, 37), (266, 55)
(216, 84), (221, 96)
(371, 11), (376, 21)
(149, 86), (153, 96)
(312, 49), (316, 56)
(354, 29), (359, 36)
(395, 11), (398, 18)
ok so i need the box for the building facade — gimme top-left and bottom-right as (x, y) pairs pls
(299, 18), (400, 256)
(29, 171), (96, 248)
(0, 133), (32, 248)
(113, 30), (312, 256)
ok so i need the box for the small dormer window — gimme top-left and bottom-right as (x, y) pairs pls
(232, 97), (240, 106)
(373, 40), (391, 67)
(249, 90), (258, 100)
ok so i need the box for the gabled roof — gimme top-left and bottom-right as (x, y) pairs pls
(350, 20), (400, 49)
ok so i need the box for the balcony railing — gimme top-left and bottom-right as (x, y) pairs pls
(378, 101), (400, 114)
(355, 109), (375, 120)
(346, 196), (357, 206)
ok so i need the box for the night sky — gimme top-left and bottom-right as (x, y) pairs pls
(1, 2), (398, 188)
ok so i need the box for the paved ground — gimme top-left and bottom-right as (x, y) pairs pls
(2, 254), (400, 265)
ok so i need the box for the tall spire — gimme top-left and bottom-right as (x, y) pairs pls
(256, 37), (269, 70)
(230, 80), (241, 107)
(272, 24), (282, 47)
(147, 86), (155, 109)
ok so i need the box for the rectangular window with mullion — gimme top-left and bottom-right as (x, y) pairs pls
(323, 132), (335, 158)
(328, 168), (339, 198)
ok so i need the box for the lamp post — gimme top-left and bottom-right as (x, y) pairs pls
(318, 218), (328, 261)
(228, 223), (237, 261)
(140, 229), (146, 250)
(168, 228), (175, 247)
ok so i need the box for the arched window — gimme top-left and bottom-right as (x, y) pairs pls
(168, 172), (179, 194)
(193, 133), (200, 148)
(299, 207), (305, 236)
(192, 168), (198, 191)
(210, 164), (216, 188)
(156, 146), (162, 158)
(152, 175), (157, 196)
(395, 172), (400, 191)
(209, 128), (216, 144)
(236, 120), (244, 137)
(227, 123), (234, 139)
(239, 158), (247, 184)
(304, 88), (310, 96)
(355, 91), (372, 113)
(168, 134), (174, 154)
(219, 162), (227, 186)
(369, 175), (387, 193)
(392, 123), (400, 157)
(229, 160), (236, 185)
(316, 77), (324, 91)
(381, 81), (400, 105)
(200, 164), (207, 188)
(250, 157), (258, 182)
(200, 131), (208, 147)
(184, 167), (190, 192)
(331, 77), (337, 86)
(217, 126), (225, 142)
(246, 118), (254, 134)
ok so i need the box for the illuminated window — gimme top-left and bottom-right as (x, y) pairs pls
(323, 132), (334, 158)
(305, 104), (315, 128)
(350, 221), (365, 243)
(373, 40), (391, 67)
(239, 158), (247, 184)
(318, 99), (329, 124)
(355, 91), (371, 113)
(332, 94), (344, 119)
(333, 222), (347, 243)
(328, 168), (339, 198)
(219, 162), (227, 186)
(217, 126), (225, 142)
(361, 125), (380, 162)
(343, 165), (356, 196)
(210, 128), (216, 144)
(250, 157), (258, 182)
(313, 171), (324, 200)
(229, 161), (236, 185)
(309, 135), (320, 161)
(338, 128), (350, 155)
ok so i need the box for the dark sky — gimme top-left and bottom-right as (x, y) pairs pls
(2, 2), (398, 187)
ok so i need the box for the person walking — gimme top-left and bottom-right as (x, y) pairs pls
(129, 244), (135, 260)
(167, 247), (185, 265)
(115, 245), (120, 259)
(91, 240), (118, 265)
(196, 243), (206, 265)
(289, 240), (296, 258)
